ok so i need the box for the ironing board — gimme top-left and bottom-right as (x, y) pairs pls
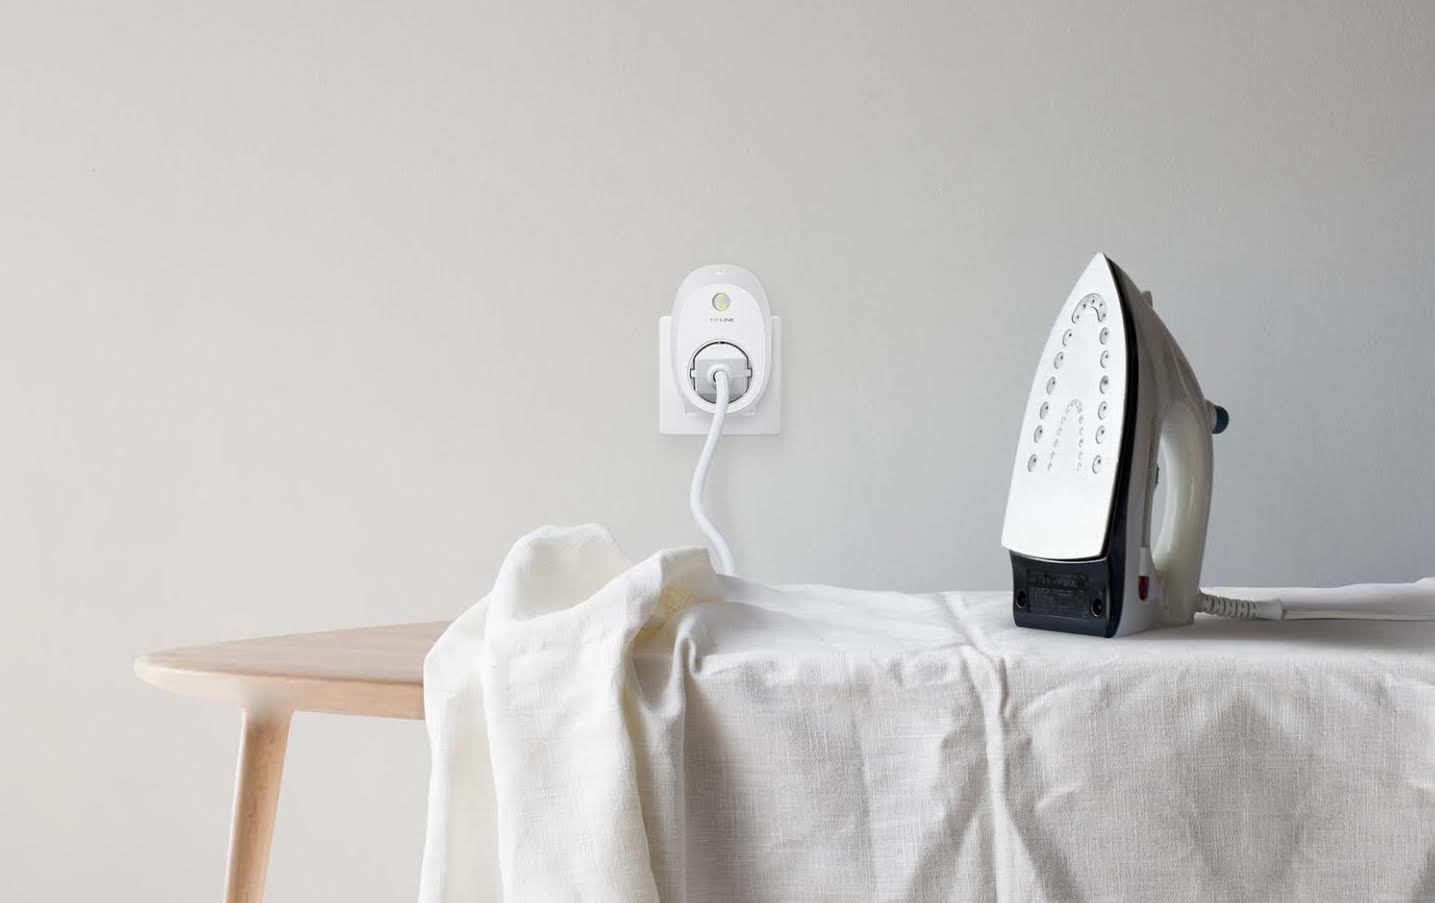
(134, 622), (447, 903)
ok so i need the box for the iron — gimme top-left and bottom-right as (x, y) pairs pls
(1001, 253), (1435, 635)
(1002, 253), (1227, 636)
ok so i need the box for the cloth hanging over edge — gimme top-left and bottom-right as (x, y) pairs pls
(420, 524), (1435, 903)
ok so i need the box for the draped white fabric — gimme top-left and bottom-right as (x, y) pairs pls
(420, 525), (1435, 902)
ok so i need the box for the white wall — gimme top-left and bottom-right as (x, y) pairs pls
(2, 1), (1432, 900)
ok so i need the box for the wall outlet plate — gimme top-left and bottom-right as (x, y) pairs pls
(658, 315), (781, 434)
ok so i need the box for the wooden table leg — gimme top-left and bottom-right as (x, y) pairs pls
(224, 708), (292, 903)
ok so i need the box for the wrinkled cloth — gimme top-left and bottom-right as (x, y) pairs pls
(420, 525), (1435, 903)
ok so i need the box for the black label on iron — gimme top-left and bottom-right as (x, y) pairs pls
(1027, 569), (1089, 617)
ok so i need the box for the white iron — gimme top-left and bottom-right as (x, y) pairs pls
(1002, 254), (1221, 636)
(1003, 253), (1435, 636)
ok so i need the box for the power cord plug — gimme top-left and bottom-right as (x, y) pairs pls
(691, 342), (751, 403)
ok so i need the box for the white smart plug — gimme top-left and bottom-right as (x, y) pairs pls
(658, 264), (781, 435)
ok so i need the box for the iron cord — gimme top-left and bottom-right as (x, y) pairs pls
(1199, 584), (1435, 621)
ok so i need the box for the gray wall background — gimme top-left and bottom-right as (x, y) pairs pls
(3, 1), (1432, 900)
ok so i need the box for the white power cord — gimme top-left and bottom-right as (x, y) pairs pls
(1200, 579), (1435, 621)
(690, 368), (736, 575)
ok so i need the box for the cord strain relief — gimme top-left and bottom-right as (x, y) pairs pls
(1200, 593), (1282, 620)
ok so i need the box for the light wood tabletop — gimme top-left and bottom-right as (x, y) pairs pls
(135, 622), (450, 903)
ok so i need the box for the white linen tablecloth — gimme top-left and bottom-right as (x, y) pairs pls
(420, 525), (1435, 902)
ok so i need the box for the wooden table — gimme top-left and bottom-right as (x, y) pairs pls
(134, 623), (449, 903)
